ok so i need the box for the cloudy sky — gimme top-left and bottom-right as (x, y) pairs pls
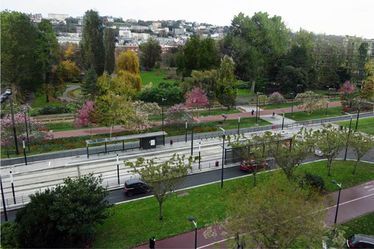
(1, 0), (373, 38)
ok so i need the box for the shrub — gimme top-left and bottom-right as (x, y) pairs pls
(1, 222), (18, 249)
(269, 92), (286, 104)
(38, 105), (70, 115)
(301, 173), (325, 192)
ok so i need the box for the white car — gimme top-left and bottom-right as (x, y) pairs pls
(314, 149), (323, 157)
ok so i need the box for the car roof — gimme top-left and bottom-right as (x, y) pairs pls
(352, 234), (374, 243)
(125, 179), (144, 185)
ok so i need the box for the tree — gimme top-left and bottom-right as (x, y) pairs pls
(140, 37), (162, 70)
(357, 42), (369, 81)
(295, 91), (327, 114)
(1, 11), (42, 99)
(313, 125), (346, 176)
(138, 82), (184, 106)
(224, 12), (289, 84)
(176, 35), (220, 77)
(116, 50), (140, 75)
(125, 154), (194, 220)
(268, 92), (286, 104)
(57, 60), (80, 82)
(339, 81), (357, 111)
(361, 60), (374, 101)
(81, 68), (98, 99)
(166, 104), (188, 124)
(276, 65), (308, 93)
(349, 132), (374, 174)
(81, 10), (104, 75)
(216, 56), (237, 109)
(227, 173), (325, 249)
(1, 222), (18, 249)
(15, 175), (110, 248)
(184, 87), (209, 116)
(103, 28), (115, 74)
(189, 69), (218, 104)
(74, 101), (95, 128)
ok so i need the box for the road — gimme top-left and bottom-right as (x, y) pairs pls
(133, 181), (374, 249)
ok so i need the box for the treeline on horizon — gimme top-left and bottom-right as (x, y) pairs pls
(1, 9), (372, 102)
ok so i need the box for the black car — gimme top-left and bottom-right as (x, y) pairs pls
(347, 234), (374, 248)
(124, 179), (151, 197)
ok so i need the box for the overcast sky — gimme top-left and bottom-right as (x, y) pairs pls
(1, 0), (373, 38)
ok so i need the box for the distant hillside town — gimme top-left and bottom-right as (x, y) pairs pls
(28, 13), (228, 54)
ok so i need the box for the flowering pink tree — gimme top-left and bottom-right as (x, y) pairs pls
(0, 113), (50, 147)
(74, 101), (95, 128)
(185, 87), (209, 117)
(166, 104), (188, 124)
(339, 81), (357, 111)
(268, 92), (286, 104)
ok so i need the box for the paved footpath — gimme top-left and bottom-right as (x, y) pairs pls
(49, 101), (341, 139)
(134, 180), (374, 249)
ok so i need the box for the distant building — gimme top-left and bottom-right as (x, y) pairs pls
(131, 32), (150, 41)
(150, 22), (161, 31)
(173, 28), (185, 36)
(47, 13), (69, 22)
(57, 33), (81, 44)
(29, 13), (42, 23)
(130, 25), (150, 32)
(119, 29), (132, 39)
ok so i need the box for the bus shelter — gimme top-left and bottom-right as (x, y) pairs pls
(85, 131), (167, 158)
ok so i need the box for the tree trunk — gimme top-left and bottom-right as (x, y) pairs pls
(159, 201), (163, 220)
(253, 172), (257, 187)
(352, 159), (359, 175)
(327, 158), (332, 176)
(110, 125), (113, 138)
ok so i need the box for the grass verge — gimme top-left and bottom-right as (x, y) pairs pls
(93, 160), (374, 248)
(337, 117), (374, 135)
(141, 69), (174, 87)
(341, 213), (374, 237)
(285, 107), (343, 121)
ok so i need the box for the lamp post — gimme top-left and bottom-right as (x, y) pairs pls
(344, 116), (353, 161)
(188, 216), (198, 249)
(116, 154), (120, 185)
(161, 98), (166, 132)
(1, 89), (19, 154)
(190, 124), (194, 156)
(9, 171), (16, 204)
(22, 139), (27, 165)
(237, 116), (241, 135)
(332, 180), (342, 225)
(185, 121), (188, 143)
(23, 109), (30, 152)
(325, 101), (329, 116)
(0, 175), (8, 221)
(219, 127), (226, 188)
(290, 92), (294, 116)
(355, 104), (360, 131)
(198, 141), (201, 170)
(256, 93), (259, 124)
(281, 113), (285, 130)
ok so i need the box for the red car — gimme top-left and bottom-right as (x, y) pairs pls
(240, 159), (268, 172)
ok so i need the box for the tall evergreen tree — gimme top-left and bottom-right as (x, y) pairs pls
(81, 68), (98, 99)
(357, 42), (369, 81)
(216, 56), (237, 108)
(81, 10), (104, 76)
(103, 28), (115, 74)
(139, 37), (162, 70)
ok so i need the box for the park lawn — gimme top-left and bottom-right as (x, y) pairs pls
(45, 122), (76, 131)
(93, 160), (374, 248)
(31, 91), (63, 109)
(340, 213), (374, 237)
(262, 102), (300, 110)
(236, 88), (253, 97)
(141, 69), (174, 87)
(337, 117), (374, 135)
(285, 106), (343, 121)
(195, 108), (240, 117)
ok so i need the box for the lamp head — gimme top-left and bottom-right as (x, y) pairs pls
(188, 216), (195, 222)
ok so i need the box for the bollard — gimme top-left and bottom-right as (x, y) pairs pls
(170, 140), (173, 145)
(215, 161), (219, 167)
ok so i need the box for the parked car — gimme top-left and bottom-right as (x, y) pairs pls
(124, 179), (151, 197)
(240, 159), (268, 173)
(347, 234), (374, 248)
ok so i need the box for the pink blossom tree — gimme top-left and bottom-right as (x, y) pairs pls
(74, 101), (95, 128)
(0, 113), (50, 148)
(184, 87), (209, 117)
(339, 81), (357, 111)
(166, 104), (188, 124)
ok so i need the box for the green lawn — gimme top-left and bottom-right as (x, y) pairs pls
(285, 107), (343, 121)
(337, 117), (374, 135)
(262, 102), (300, 110)
(340, 213), (374, 237)
(141, 69), (174, 86)
(31, 91), (63, 109)
(93, 160), (374, 248)
(45, 122), (76, 131)
(196, 108), (240, 117)
(236, 88), (253, 97)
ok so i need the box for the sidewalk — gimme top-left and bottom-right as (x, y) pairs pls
(49, 102), (341, 139)
(134, 180), (374, 249)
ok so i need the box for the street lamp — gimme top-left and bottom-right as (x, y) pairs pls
(344, 116), (353, 161)
(332, 180), (342, 225)
(355, 102), (360, 131)
(23, 106), (30, 152)
(190, 123), (194, 156)
(198, 140), (201, 170)
(9, 171), (16, 204)
(116, 154), (120, 185)
(188, 216), (198, 249)
(185, 121), (188, 143)
(1, 89), (19, 154)
(0, 175), (8, 221)
(237, 116), (241, 135)
(22, 139), (28, 165)
(256, 93), (259, 124)
(219, 127), (226, 188)
(281, 113), (285, 130)
(290, 92), (294, 116)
